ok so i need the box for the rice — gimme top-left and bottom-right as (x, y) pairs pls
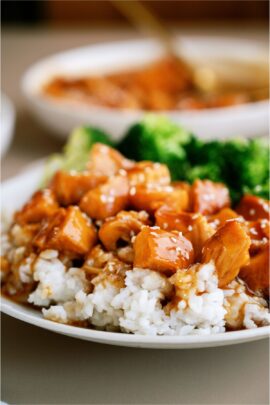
(168, 262), (226, 335)
(28, 250), (87, 307)
(111, 269), (172, 335)
(42, 262), (243, 336)
(224, 280), (270, 330)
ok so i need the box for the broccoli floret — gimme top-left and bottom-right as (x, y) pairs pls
(119, 115), (192, 180)
(185, 139), (225, 182)
(42, 126), (112, 186)
(186, 163), (223, 183)
(222, 137), (269, 191)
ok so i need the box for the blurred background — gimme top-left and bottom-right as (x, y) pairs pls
(2, 0), (269, 179)
(2, 2), (270, 405)
(2, 0), (269, 25)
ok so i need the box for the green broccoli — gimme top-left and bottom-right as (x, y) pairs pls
(42, 126), (112, 185)
(222, 137), (269, 193)
(118, 115), (192, 180)
(186, 163), (223, 183)
(185, 138), (225, 183)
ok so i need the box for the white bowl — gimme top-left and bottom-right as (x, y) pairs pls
(1, 93), (15, 157)
(1, 161), (269, 348)
(21, 36), (269, 141)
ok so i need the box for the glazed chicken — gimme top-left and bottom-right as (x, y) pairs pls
(43, 57), (263, 111)
(1, 143), (269, 331)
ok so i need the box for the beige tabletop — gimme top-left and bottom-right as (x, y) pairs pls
(2, 25), (269, 405)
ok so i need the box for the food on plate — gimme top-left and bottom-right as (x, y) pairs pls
(1, 140), (269, 336)
(42, 57), (267, 112)
(119, 116), (269, 201)
(44, 116), (269, 202)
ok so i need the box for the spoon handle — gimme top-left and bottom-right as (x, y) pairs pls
(111, 0), (175, 55)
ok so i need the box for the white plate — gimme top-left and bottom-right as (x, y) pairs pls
(1, 162), (269, 348)
(21, 36), (269, 141)
(1, 93), (15, 157)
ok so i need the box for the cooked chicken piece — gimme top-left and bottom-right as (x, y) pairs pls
(99, 210), (149, 251)
(15, 190), (59, 225)
(190, 179), (230, 215)
(84, 244), (131, 285)
(170, 263), (199, 301)
(91, 257), (131, 289)
(50, 170), (106, 205)
(246, 219), (269, 255)
(155, 209), (214, 260)
(202, 220), (251, 287)
(133, 226), (194, 273)
(157, 185), (190, 212)
(129, 185), (188, 213)
(87, 143), (134, 176)
(80, 174), (129, 220)
(127, 161), (171, 187)
(236, 194), (270, 220)
(0, 256), (10, 283)
(10, 223), (40, 247)
(83, 244), (116, 276)
(208, 208), (242, 230)
(33, 206), (97, 255)
(239, 244), (269, 297)
(116, 245), (134, 264)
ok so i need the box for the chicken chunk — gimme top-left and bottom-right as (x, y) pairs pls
(155, 209), (214, 260)
(87, 143), (134, 176)
(83, 245), (130, 285)
(80, 174), (129, 220)
(129, 185), (188, 214)
(239, 244), (269, 297)
(208, 208), (242, 230)
(83, 244), (115, 274)
(99, 210), (150, 251)
(50, 170), (106, 205)
(15, 190), (59, 225)
(133, 226), (194, 274)
(127, 161), (171, 187)
(202, 220), (251, 287)
(33, 206), (97, 255)
(190, 179), (230, 215)
(236, 194), (270, 220)
(246, 219), (269, 255)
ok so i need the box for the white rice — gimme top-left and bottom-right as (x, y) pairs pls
(28, 250), (87, 307)
(42, 261), (247, 336)
(168, 262), (226, 335)
(224, 280), (270, 330)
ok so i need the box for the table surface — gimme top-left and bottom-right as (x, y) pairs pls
(2, 25), (269, 405)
